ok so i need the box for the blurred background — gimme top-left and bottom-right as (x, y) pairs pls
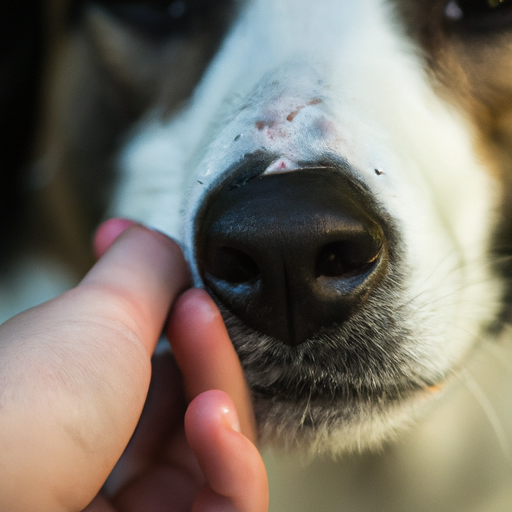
(0, 3), (45, 262)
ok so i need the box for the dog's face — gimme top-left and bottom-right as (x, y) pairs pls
(41, 0), (512, 453)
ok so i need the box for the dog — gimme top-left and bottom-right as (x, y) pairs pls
(3, 0), (512, 510)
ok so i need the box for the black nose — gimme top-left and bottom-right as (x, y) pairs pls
(197, 167), (387, 346)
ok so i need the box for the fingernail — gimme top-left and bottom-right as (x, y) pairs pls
(93, 218), (137, 258)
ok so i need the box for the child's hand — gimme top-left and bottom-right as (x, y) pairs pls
(0, 220), (268, 512)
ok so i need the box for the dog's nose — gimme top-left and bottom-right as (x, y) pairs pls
(197, 167), (387, 346)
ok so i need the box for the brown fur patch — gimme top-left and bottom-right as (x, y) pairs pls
(390, 0), (512, 170)
(391, 0), (512, 324)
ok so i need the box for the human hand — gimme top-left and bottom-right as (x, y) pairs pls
(0, 220), (268, 512)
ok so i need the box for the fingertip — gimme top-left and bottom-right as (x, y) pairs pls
(170, 288), (221, 328)
(82, 221), (190, 355)
(93, 218), (137, 258)
(166, 289), (257, 443)
(186, 390), (240, 438)
(92, 220), (188, 281)
(185, 390), (268, 512)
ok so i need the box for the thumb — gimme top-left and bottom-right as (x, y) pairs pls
(81, 221), (190, 354)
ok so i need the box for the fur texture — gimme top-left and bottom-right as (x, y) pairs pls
(5, 0), (512, 510)
(113, 0), (501, 453)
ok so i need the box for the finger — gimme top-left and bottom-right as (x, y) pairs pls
(111, 461), (200, 512)
(82, 495), (117, 512)
(192, 488), (239, 512)
(166, 289), (257, 442)
(81, 224), (190, 355)
(93, 218), (137, 259)
(186, 391), (268, 512)
(104, 353), (188, 496)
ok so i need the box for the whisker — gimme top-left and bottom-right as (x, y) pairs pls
(299, 388), (313, 428)
(459, 369), (512, 469)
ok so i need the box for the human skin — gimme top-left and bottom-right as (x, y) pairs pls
(0, 220), (268, 512)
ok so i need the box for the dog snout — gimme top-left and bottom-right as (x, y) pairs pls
(197, 166), (388, 346)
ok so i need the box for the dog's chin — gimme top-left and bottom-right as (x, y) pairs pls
(211, 279), (449, 455)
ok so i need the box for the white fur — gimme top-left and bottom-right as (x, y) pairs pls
(72, 0), (512, 509)
(115, 0), (500, 402)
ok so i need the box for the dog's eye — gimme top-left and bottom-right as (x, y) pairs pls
(445, 0), (512, 31)
(89, 0), (222, 38)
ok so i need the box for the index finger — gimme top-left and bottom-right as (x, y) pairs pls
(166, 289), (257, 443)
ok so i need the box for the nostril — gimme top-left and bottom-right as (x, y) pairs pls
(197, 165), (390, 346)
(205, 246), (260, 284)
(315, 238), (382, 278)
